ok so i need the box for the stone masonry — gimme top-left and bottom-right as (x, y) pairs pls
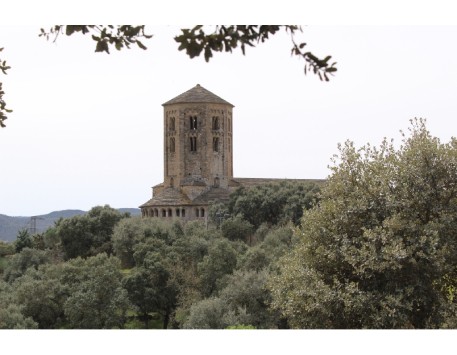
(140, 84), (323, 221)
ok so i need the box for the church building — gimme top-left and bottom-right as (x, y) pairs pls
(140, 84), (321, 220)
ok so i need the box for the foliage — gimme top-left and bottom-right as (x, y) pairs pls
(40, 25), (336, 81)
(197, 238), (239, 297)
(269, 119), (457, 328)
(226, 324), (256, 329)
(218, 269), (280, 328)
(0, 47), (12, 128)
(0, 241), (14, 257)
(220, 216), (254, 243)
(3, 247), (50, 283)
(2, 25), (336, 128)
(123, 255), (177, 329)
(184, 270), (278, 329)
(228, 181), (321, 228)
(12, 266), (66, 328)
(15, 228), (32, 253)
(0, 280), (38, 329)
(57, 205), (128, 260)
(61, 253), (131, 329)
(174, 25), (337, 80)
(39, 25), (152, 54)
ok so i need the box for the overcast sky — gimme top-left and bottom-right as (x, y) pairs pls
(1, 24), (457, 216)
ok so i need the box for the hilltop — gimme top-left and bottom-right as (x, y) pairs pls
(0, 208), (141, 242)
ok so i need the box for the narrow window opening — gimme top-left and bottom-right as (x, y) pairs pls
(190, 116), (197, 130)
(170, 177), (174, 187)
(176, 209), (180, 217)
(190, 137), (197, 152)
(168, 208), (172, 217)
(170, 137), (175, 153)
(182, 209), (186, 217)
(212, 116), (219, 130)
(161, 209), (166, 217)
(228, 138), (231, 152)
(214, 177), (220, 187)
(213, 137), (219, 152)
(201, 208), (205, 217)
(170, 117), (175, 131)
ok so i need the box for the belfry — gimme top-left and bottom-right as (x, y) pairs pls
(140, 84), (324, 220)
(140, 84), (237, 220)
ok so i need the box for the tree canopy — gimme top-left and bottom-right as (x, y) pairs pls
(268, 119), (457, 328)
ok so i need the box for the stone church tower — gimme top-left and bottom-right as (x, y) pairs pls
(140, 84), (237, 220)
(163, 84), (234, 191)
(140, 84), (324, 221)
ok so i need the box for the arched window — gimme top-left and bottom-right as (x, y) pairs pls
(154, 209), (159, 217)
(170, 137), (175, 153)
(182, 209), (186, 217)
(169, 117), (175, 131)
(190, 116), (197, 130)
(228, 137), (231, 152)
(176, 208), (180, 217)
(190, 137), (197, 152)
(195, 208), (200, 218)
(201, 208), (205, 217)
(213, 137), (219, 152)
(168, 208), (172, 217)
(212, 116), (219, 130)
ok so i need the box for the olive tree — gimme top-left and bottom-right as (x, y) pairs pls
(269, 119), (457, 328)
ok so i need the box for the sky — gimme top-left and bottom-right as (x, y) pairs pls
(1, 6), (457, 217)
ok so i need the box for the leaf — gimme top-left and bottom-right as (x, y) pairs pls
(95, 40), (109, 54)
(136, 40), (147, 50)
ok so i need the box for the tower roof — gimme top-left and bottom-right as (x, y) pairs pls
(162, 84), (234, 107)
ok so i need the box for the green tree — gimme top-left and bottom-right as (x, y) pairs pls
(228, 181), (321, 228)
(57, 205), (128, 260)
(15, 228), (32, 253)
(123, 255), (177, 329)
(218, 269), (280, 328)
(12, 266), (66, 328)
(3, 247), (50, 283)
(197, 238), (239, 297)
(183, 297), (249, 329)
(0, 280), (38, 329)
(62, 253), (130, 329)
(269, 119), (457, 328)
(220, 216), (254, 243)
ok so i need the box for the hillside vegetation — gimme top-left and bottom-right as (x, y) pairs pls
(2, 120), (457, 329)
(0, 208), (140, 242)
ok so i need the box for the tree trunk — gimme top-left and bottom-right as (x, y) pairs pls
(163, 311), (170, 329)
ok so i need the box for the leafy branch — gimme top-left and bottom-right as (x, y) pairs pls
(39, 25), (153, 54)
(0, 47), (12, 128)
(175, 25), (337, 81)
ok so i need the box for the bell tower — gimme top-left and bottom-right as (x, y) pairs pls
(163, 84), (234, 189)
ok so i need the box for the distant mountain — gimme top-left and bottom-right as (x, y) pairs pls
(0, 208), (141, 242)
